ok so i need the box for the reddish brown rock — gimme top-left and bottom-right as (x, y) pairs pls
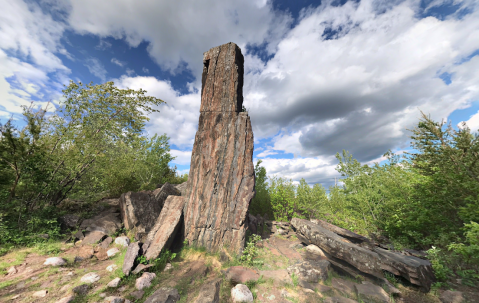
(119, 183), (180, 236)
(144, 196), (186, 260)
(183, 42), (255, 254)
(224, 266), (260, 284)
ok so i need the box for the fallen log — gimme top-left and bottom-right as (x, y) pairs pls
(291, 218), (435, 292)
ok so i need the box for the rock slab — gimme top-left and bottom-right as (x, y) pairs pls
(123, 242), (141, 276)
(145, 195), (186, 260)
(119, 183), (180, 237)
(291, 218), (435, 291)
(144, 287), (180, 303)
(194, 279), (222, 303)
(287, 260), (331, 283)
(183, 42), (255, 254)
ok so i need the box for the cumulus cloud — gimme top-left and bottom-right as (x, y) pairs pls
(142, 67), (149, 73)
(65, 0), (292, 76)
(170, 149), (193, 165)
(113, 75), (200, 148)
(244, 0), (479, 162)
(0, 0), (69, 116)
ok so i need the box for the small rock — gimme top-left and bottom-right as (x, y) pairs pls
(106, 264), (118, 272)
(118, 286), (127, 292)
(104, 296), (125, 303)
(11, 294), (21, 300)
(123, 242), (141, 276)
(33, 290), (48, 298)
(16, 281), (25, 289)
(306, 244), (327, 257)
(135, 272), (156, 290)
(31, 276), (39, 281)
(44, 257), (67, 266)
(80, 272), (101, 283)
(144, 287), (180, 303)
(74, 256), (84, 263)
(100, 236), (113, 249)
(56, 295), (75, 303)
(95, 247), (109, 261)
(115, 236), (130, 247)
(164, 263), (173, 272)
(231, 284), (253, 303)
(99, 293), (107, 298)
(132, 263), (154, 275)
(78, 246), (94, 259)
(130, 290), (144, 300)
(7, 266), (17, 276)
(73, 284), (90, 295)
(107, 277), (121, 288)
(107, 248), (120, 258)
(440, 290), (464, 303)
(83, 230), (108, 244)
(289, 243), (304, 249)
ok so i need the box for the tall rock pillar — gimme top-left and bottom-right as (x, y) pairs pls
(183, 42), (255, 254)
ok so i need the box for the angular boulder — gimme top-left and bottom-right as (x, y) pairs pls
(194, 279), (221, 303)
(183, 42), (255, 254)
(144, 195), (186, 260)
(292, 218), (435, 292)
(287, 260), (331, 283)
(122, 242), (142, 276)
(119, 183), (180, 237)
(144, 287), (180, 303)
(80, 209), (121, 235)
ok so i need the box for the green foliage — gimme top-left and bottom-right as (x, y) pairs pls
(269, 176), (296, 221)
(426, 246), (453, 282)
(249, 160), (272, 217)
(447, 221), (479, 265)
(0, 81), (180, 246)
(240, 234), (262, 266)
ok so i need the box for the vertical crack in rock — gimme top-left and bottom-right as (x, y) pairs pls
(184, 42), (255, 254)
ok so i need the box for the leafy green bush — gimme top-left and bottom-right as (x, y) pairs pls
(240, 234), (262, 266)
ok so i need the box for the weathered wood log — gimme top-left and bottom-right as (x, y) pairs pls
(292, 218), (435, 292)
(183, 43), (255, 254)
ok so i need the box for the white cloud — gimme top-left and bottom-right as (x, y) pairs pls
(84, 58), (107, 82)
(170, 149), (192, 165)
(111, 58), (126, 67)
(142, 67), (149, 73)
(126, 68), (135, 76)
(113, 75), (200, 148)
(65, 0), (292, 76)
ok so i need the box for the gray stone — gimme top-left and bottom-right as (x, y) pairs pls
(74, 230), (85, 240)
(119, 183), (180, 237)
(175, 182), (188, 196)
(80, 272), (100, 283)
(292, 218), (435, 292)
(132, 263), (154, 275)
(356, 283), (390, 303)
(115, 236), (130, 247)
(107, 247), (120, 258)
(107, 277), (121, 288)
(83, 231), (107, 244)
(123, 242), (141, 276)
(287, 260), (331, 283)
(306, 244), (327, 257)
(194, 279), (221, 303)
(135, 272), (156, 290)
(440, 290), (464, 303)
(80, 209), (122, 235)
(73, 284), (90, 295)
(44, 257), (67, 266)
(60, 214), (81, 229)
(144, 287), (180, 303)
(33, 290), (48, 297)
(231, 284), (253, 303)
(144, 195), (186, 260)
(99, 236), (113, 249)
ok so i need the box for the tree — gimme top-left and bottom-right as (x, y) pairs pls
(249, 160), (272, 217)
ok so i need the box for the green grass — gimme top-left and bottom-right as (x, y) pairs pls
(0, 249), (29, 274)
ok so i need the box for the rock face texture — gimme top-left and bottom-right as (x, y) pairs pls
(119, 183), (180, 237)
(183, 42), (255, 254)
(292, 218), (435, 292)
(145, 195), (186, 260)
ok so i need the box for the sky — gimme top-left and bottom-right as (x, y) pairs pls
(1, 0), (479, 188)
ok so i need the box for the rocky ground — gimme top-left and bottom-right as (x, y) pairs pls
(1, 198), (478, 303)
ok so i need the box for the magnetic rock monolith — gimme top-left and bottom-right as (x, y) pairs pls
(183, 42), (255, 254)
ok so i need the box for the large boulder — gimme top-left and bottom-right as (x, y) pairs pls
(79, 208), (121, 235)
(292, 218), (435, 292)
(119, 183), (180, 237)
(183, 42), (255, 254)
(144, 195), (186, 260)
